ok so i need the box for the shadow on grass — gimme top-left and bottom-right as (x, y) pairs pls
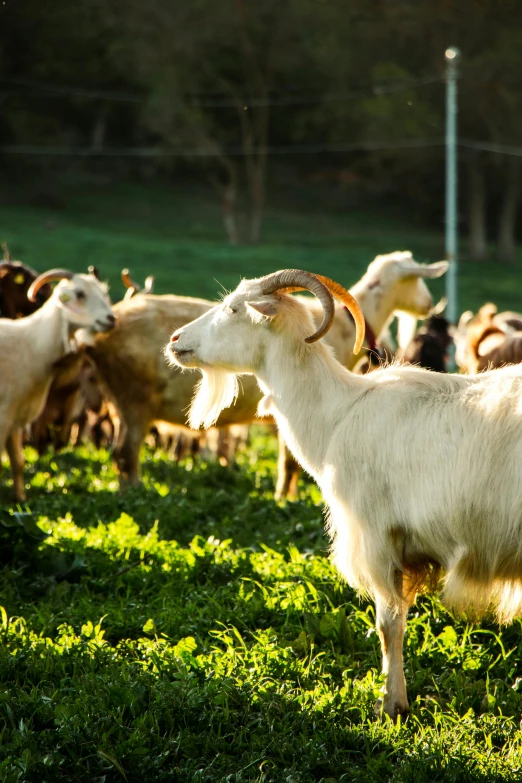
(0, 460), (520, 781)
(3, 447), (328, 555)
(0, 614), (516, 783)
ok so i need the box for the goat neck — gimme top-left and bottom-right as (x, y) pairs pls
(349, 276), (396, 342)
(257, 334), (367, 482)
(11, 296), (75, 374)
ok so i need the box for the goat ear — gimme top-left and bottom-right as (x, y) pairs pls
(458, 310), (474, 331)
(247, 300), (278, 319)
(399, 260), (449, 279)
(430, 296), (448, 315)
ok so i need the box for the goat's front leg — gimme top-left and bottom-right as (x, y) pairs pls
(6, 428), (26, 502)
(275, 431), (301, 500)
(114, 415), (148, 488)
(374, 572), (415, 721)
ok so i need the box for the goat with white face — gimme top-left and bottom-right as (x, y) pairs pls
(304, 251), (448, 372)
(275, 252), (448, 498)
(168, 268), (522, 721)
(0, 268), (115, 500)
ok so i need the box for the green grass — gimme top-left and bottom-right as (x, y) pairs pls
(1, 177), (521, 313)
(2, 181), (522, 781)
(1, 435), (522, 782)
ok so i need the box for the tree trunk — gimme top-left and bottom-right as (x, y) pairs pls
(248, 160), (265, 245)
(209, 156), (240, 245)
(497, 158), (521, 265)
(222, 181), (239, 246)
(234, 0), (269, 246)
(241, 104), (268, 245)
(467, 152), (487, 262)
(91, 105), (108, 151)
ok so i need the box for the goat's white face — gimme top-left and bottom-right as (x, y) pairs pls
(168, 279), (275, 375)
(167, 278), (294, 429)
(370, 252), (448, 318)
(54, 274), (115, 333)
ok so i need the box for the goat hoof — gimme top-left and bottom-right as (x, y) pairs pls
(374, 698), (409, 722)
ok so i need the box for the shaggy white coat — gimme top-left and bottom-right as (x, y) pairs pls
(167, 273), (522, 719)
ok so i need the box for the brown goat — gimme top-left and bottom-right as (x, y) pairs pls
(30, 352), (105, 454)
(88, 294), (264, 485)
(464, 304), (522, 373)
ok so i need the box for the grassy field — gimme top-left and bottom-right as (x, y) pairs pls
(1, 177), (521, 313)
(2, 181), (522, 782)
(2, 436), (522, 783)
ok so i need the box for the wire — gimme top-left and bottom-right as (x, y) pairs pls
(0, 74), (442, 107)
(5, 138), (522, 158)
(0, 138), (446, 157)
(0, 77), (143, 104)
(460, 138), (522, 158)
(183, 76), (442, 107)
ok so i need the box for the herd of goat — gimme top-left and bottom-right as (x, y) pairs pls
(3, 245), (522, 720)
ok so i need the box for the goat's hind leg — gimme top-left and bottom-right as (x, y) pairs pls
(374, 571), (415, 721)
(275, 431), (301, 500)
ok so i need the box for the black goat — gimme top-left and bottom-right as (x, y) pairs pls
(400, 314), (453, 372)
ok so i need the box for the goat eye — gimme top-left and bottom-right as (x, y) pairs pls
(226, 305), (237, 315)
(76, 290), (86, 301)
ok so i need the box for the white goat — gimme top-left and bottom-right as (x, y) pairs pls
(276, 251), (448, 497)
(0, 268), (115, 500)
(167, 268), (522, 721)
(304, 251), (448, 371)
(89, 252), (445, 493)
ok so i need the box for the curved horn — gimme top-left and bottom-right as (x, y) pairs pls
(121, 268), (140, 300)
(27, 269), (74, 302)
(430, 296), (447, 317)
(1, 242), (11, 261)
(314, 275), (365, 354)
(121, 268), (140, 291)
(260, 269), (336, 344)
(88, 265), (100, 280)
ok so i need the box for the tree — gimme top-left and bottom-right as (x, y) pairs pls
(100, 0), (317, 244)
(466, 150), (487, 262)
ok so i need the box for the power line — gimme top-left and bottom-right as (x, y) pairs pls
(0, 77), (143, 104)
(0, 138), (446, 157)
(4, 137), (522, 158)
(183, 76), (442, 107)
(460, 138), (522, 158)
(0, 74), (442, 108)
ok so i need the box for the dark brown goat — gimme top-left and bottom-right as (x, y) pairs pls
(30, 352), (105, 454)
(400, 314), (453, 372)
(0, 246), (52, 318)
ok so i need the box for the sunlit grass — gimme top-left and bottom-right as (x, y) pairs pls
(0, 434), (522, 781)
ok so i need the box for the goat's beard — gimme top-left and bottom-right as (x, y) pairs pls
(189, 368), (239, 429)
